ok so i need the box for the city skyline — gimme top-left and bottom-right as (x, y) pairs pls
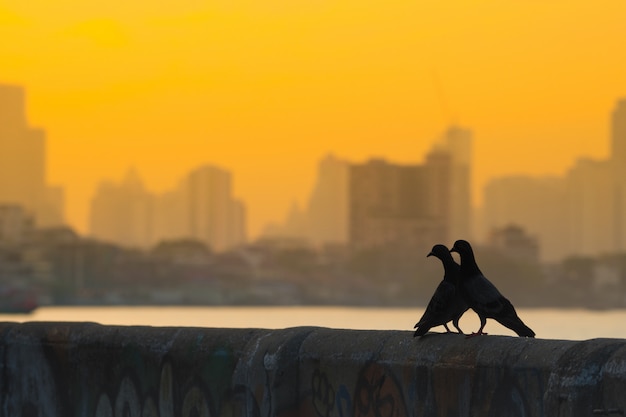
(2, 0), (624, 238)
(2, 81), (626, 244)
(3, 86), (625, 240)
(3, 81), (626, 258)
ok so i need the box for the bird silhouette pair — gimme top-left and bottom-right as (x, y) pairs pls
(413, 239), (535, 338)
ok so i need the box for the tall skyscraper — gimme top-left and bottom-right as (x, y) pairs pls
(0, 84), (64, 227)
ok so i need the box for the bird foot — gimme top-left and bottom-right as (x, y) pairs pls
(465, 331), (488, 339)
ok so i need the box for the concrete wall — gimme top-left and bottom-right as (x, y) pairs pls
(1, 322), (626, 417)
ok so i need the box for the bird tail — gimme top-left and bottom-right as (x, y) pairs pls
(496, 316), (536, 338)
(413, 325), (428, 337)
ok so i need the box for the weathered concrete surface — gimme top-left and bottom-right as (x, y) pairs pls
(1, 322), (625, 417)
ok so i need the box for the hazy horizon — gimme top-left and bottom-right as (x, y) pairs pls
(10, 305), (626, 340)
(2, 0), (625, 238)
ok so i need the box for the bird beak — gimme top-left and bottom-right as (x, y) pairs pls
(449, 247), (458, 254)
(427, 252), (434, 258)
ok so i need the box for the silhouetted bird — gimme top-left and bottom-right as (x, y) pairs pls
(413, 244), (469, 337)
(450, 239), (535, 338)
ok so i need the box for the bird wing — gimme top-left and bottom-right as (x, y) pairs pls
(465, 274), (505, 312)
(415, 281), (456, 327)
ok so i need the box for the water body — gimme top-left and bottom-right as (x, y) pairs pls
(2, 306), (625, 341)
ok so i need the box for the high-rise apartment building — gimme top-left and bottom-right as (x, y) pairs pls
(264, 127), (471, 250)
(0, 84), (63, 226)
(348, 157), (448, 250)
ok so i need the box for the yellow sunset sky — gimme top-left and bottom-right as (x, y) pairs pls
(1, 0), (625, 238)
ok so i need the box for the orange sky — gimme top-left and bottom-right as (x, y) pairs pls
(1, 0), (625, 238)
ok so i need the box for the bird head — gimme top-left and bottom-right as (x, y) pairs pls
(427, 244), (450, 259)
(449, 239), (474, 257)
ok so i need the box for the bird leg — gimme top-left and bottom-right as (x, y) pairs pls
(443, 323), (453, 333)
(452, 319), (464, 335)
(465, 330), (488, 338)
(465, 317), (488, 338)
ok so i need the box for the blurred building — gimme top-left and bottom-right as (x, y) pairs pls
(261, 154), (350, 247)
(153, 186), (188, 242)
(566, 158), (617, 257)
(483, 175), (568, 261)
(611, 99), (626, 251)
(264, 201), (308, 241)
(561, 99), (626, 258)
(45, 238), (123, 298)
(89, 168), (155, 248)
(488, 224), (540, 263)
(482, 161), (616, 260)
(348, 126), (472, 250)
(479, 98), (626, 261)
(90, 165), (246, 252)
(263, 128), (472, 251)
(230, 199), (247, 248)
(0, 84), (65, 227)
(305, 154), (350, 246)
(430, 126), (473, 240)
(611, 99), (626, 167)
(348, 157), (447, 250)
(38, 186), (65, 227)
(184, 165), (246, 252)
(0, 205), (35, 244)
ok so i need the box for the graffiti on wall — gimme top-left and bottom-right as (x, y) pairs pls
(93, 363), (212, 417)
(308, 363), (408, 417)
(1, 325), (595, 417)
